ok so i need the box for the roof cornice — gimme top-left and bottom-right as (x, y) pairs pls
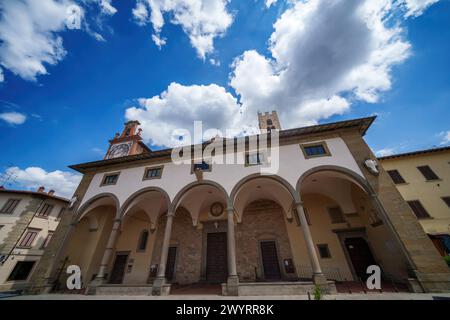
(69, 116), (376, 173)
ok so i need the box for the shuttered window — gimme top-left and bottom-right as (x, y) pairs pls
(19, 229), (39, 247)
(442, 197), (450, 208)
(387, 170), (406, 184)
(417, 165), (439, 181)
(0, 199), (21, 214)
(407, 200), (431, 219)
(37, 203), (53, 217)
(41, 232), (53, 249)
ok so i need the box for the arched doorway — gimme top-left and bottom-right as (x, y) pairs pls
(297, 167), (410, 284)
(231, 175), (299, 282)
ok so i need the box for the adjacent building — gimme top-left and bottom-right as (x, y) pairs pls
(0, 187), (69, 292)
(379, 146), (450, 257)
(26, 113), (450, 296)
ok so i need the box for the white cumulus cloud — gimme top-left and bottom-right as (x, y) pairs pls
(230, 0), (412, 128)
(375, 148), (397, 157)
(126, 0), (439, 148)
(2, 166), (82, 198)
(439, 131), (450, 146)
(132, 0), (233, 59)
(0, 0), (117, 83)
(402, 0), (439, 17)
(0, 112), (27, 125)
(125, 82), (247, 147)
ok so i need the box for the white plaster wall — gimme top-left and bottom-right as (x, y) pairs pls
(80, 137), (365, 209)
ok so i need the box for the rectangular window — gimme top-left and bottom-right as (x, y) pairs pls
(7, 261), (36, 281)
(57, 207), (66, 219)
(328, 207), (346, 224)
(417, 165), (439, 181)
(300, 141), (331, 159)
(19, 229), (39, 248)
(407, 200), (431, 219)
(441, 197), (450, 208)
(41, 232), (53, 249)
(387, 169), (406, 184)
(137, 230), (149, 251)
(317, 244), (331, 258)
(37, 203), (53, 217)
(143, 166), (163, 180)
(245, 152), (264, 166)
(0, 199), (21, 214)
(101, 173), (120, 186)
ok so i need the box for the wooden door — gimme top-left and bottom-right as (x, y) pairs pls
(344, 237), (377, 280)
(206, 232), (228, 283)
(109, 253), (128, 284)
(260, 241), (282, 280)
(165, 246), (177, 281)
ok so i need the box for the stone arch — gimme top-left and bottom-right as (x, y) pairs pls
(119, 186), (171, 219)
(230, 173), (299, 222)
(76, 193), (120, 222)
(296, 165), (372, 196)
(296, 164), (417, 273)
(230, 173), (299, 204)
(171, 180), (231, 212)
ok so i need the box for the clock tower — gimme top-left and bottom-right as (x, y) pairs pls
(104, 120), (151, 159)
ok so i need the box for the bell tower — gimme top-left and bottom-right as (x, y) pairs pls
(104, 120), (151, 159)
(258, 110), (281, 132)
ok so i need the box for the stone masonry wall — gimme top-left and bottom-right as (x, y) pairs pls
(236, 200), (296, 282)
(150, 208), (202, 285)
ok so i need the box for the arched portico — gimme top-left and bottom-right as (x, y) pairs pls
(59, 194), (119, 290)
(101, 187), (171, 285)
(152, 180), (239, 295)
(297, 165), (411, 284)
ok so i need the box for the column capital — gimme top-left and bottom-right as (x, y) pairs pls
(113, 218), (122, 223)
(294, 201), (304, 207)
(226, 207), (234, 214)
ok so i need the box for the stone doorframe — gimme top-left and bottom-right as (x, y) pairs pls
(257, 238), (285, 281)
(109, 250), (131, 284)
(200, 220), (228, 282)
(333, 227), (379, 282)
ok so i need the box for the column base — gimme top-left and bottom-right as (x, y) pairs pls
(225, 275), (239, 296)
(312, 273), (336, 294)
(152, 277), (171, 296)
(86, 277), (106, 295)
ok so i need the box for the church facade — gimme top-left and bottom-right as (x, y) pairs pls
(27, 112), (450, 295)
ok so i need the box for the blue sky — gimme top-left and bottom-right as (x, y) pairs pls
(0, 0), (449, 197)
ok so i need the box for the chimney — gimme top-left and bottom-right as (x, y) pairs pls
(37, 186), (45, 193)
(48, 189), (55, 196)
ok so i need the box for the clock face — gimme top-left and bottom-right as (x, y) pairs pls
(210, 202), (224, 217)
(107, 143), (131, 159)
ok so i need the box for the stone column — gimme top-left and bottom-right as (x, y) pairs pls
(226, 207), (239, 296)
(295, 201), (327, 286)
(152, 211), (174, 295)
(90, 218), (121, 289)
